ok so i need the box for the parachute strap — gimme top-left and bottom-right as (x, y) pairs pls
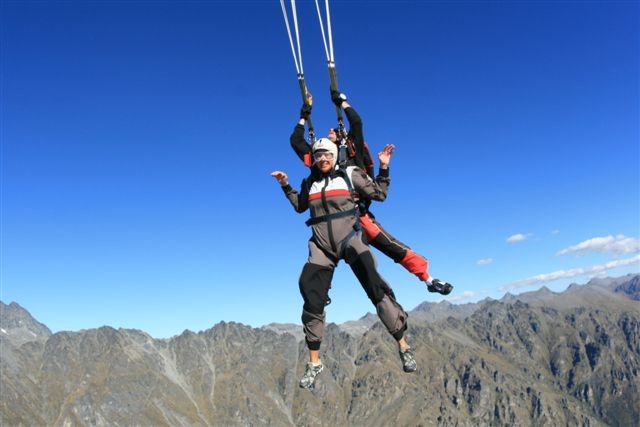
(305, 207), (359, 227)
(306, 167), (361, 229)
(315, 0), (344, 126)
(327, 61), (343, 124)
(281, 0), (315, 142)
(280, 0), (302, 75)
(337, 142), (347, 167)
(299, 82), (315, 141)
(315, 0), (334, 64)
(336, 167), (363, 231)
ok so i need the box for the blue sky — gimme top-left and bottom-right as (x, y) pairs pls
(2, 0), (638, 338)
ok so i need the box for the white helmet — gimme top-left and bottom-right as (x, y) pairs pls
(311, 138), (338, 164)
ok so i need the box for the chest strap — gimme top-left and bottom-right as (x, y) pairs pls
(305, 207), (359, 227)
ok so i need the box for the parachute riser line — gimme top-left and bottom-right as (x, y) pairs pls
(328, 65), (343, 123)
(315, 0), (344, 134)
(280, 0), (300, 74)
(327, 60), (346, 164)
(281, 0), (315, 143)
(298, 76), (315, 142)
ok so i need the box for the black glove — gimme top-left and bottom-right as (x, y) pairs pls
(300, 103), (312, 120)
(330, 89), (347, 106)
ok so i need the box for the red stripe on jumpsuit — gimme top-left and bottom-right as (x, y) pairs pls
(308, 189), (351, 201)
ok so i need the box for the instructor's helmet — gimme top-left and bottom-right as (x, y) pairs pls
(311, 138), (338, 164)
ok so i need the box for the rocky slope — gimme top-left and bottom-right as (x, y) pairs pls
(1, 274), (638, 426)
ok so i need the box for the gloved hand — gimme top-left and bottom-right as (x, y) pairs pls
(300, 103), (312, 120)
(330, 89), (347, 106)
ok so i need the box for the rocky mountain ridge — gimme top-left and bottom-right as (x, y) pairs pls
(1, 274), (639, 426)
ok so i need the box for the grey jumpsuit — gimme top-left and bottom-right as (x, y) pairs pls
(281, 165), (408, 350)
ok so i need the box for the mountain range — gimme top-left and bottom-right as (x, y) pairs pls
(1, 274), (639, 426)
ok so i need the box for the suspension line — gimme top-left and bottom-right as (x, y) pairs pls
(280, 0), (315, 140)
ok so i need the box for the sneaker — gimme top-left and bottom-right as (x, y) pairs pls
(399, 347), (417, 373)
(299, 361), (324, 389)
(427, 278), (453, 295)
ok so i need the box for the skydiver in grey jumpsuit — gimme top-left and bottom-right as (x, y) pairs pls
(272, 138), (418, 389)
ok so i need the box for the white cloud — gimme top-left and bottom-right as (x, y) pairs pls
(551, 229), (560, 235)
(477, 258), (494, 266)
(448, 290), (478, 302)
(557, 234), (640, 256)
(507, 233), (532, 244)
(500, 255), (640, 291)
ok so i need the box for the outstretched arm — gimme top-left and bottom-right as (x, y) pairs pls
(271, 171), (309, 213)
(271, 170), (289, 186)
